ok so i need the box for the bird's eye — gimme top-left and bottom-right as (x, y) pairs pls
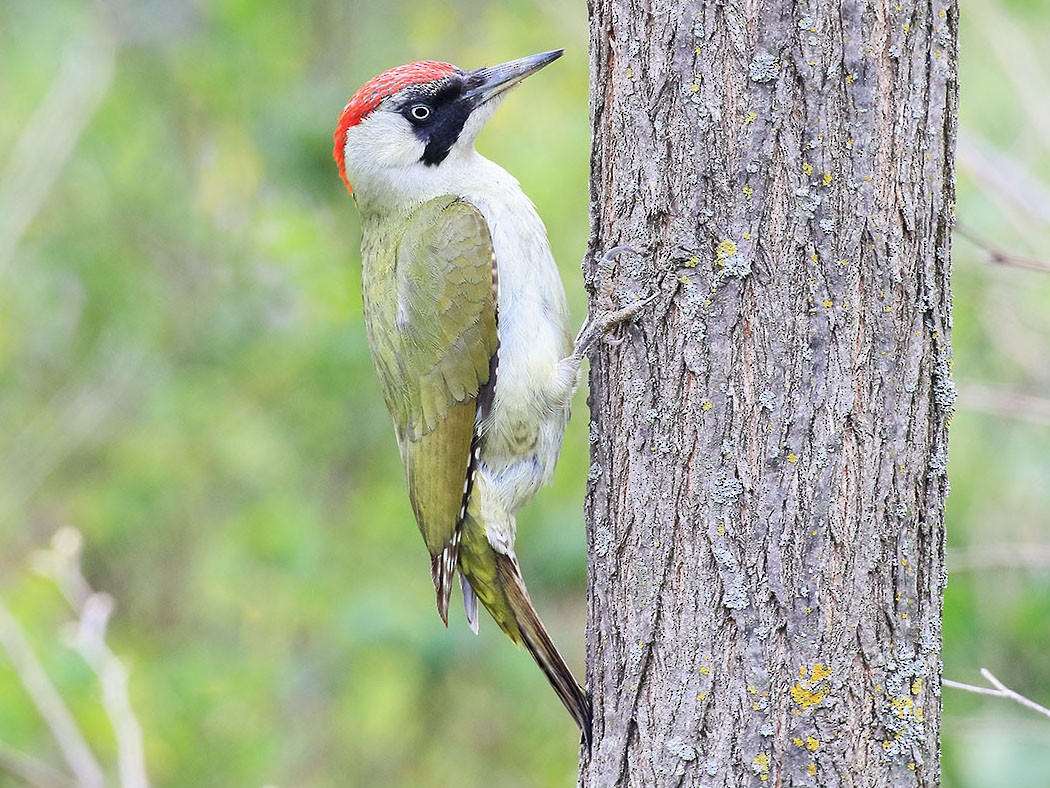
(409, 104), (431, 121)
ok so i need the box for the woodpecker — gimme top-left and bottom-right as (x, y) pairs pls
(333, 49), (644, 745)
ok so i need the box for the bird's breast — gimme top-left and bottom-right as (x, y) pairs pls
(464, 185), (571, 511)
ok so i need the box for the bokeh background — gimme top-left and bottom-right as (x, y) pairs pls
(0, 0), (1048, 786)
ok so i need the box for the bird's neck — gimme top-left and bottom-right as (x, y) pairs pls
(353, 151), (516, 221)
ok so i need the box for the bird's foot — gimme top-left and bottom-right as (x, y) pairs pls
(572, 296), (657, 359)
(572, 246), (657, 360)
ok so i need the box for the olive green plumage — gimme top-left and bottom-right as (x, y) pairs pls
(361, 196), (498, 622)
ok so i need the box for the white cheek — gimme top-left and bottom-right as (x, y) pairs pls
(343, 113), (425, 177)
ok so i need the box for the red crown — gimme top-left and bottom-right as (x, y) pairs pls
(333, 60), (457, 193)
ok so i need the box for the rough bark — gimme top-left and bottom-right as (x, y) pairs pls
(581, 0), (957, 785)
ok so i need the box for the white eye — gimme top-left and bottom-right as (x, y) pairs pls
(409, 104), (431, 121)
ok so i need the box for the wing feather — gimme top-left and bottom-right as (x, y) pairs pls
(360, 197), (498, 621)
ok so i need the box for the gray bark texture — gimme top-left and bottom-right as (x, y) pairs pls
(580, 0), (958, 785)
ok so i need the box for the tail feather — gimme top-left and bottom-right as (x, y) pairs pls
(461, 573), (479, 634)
(430, 525), (462, 625)
(494, 553), (593, 748)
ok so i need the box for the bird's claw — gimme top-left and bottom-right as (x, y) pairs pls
(573, 292), (658, 359)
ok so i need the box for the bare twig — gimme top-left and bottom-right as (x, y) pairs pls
(956, 383), (1050, 427)
(943, 669), (1050, 721)
(948, 543), (1050, 572)
(0, 600), (105, 788)
(957, 133), (1050, 229)
(0, 740), (75, 788)
(955, 224), (1050, 275)
(34, 527), (150, 788)
(963, 0), (1050, 149)
(0, 16), (116, 276)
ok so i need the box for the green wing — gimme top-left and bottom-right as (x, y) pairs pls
(361, 197), (498, 623)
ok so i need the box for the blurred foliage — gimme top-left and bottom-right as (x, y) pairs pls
(0, 0), (1048, 786)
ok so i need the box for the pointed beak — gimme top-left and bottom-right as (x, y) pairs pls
(463, 49), (564, 106)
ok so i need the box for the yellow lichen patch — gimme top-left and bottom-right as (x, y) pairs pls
(698, 691), (709, 700)
(702, 399), (713, 411)
(625, 67), (635, 78)
(791, 683), (826, 709)
(805, 736), (819, 751)
(743, 232), (752, 240)
(787, 453), (799, 463)
(715, 239), (738, 263)
(743, 185), (754, 199)
(684, 256), (699, 268)
(915, 706), (924, 722)
(690, 83), (700, 94)
(792, 737), (804, 747)
(700, 665), (711, 676)
(912, 678), (923, 695)
(744, 111), (758, 125)
(752, 753), (770, 781)
(803, 162), (814, 176)
(822, 300), (834, 308)
(822, 171), (833, 187)
(808, 763), (817, 776)
(846, 73), (855, 84)
(717, 523), (726, 536)
(791, 663), (832, 710)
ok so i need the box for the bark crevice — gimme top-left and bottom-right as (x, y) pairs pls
(582, 0), (957, 784)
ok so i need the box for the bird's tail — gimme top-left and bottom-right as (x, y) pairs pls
(493, 552), (593, 748)
(457, 509), (591, 746)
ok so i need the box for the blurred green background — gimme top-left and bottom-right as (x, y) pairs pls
(0, 0), (1048, 786)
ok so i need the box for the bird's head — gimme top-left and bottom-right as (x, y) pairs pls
(333, 49), (563, 207)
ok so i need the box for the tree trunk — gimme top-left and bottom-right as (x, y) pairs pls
(581, 0), (957, 784)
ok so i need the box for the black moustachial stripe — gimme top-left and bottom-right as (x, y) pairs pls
(398, 72), (478, 167)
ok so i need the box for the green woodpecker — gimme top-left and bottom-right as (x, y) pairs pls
(334, 50), (643, 744)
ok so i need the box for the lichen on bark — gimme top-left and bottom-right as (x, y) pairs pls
(581, 0), (958, 785)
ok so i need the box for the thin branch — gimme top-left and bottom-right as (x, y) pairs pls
(963, 0), (1050, 150)
(0, 600), (105, 788)
(943, 669), (1050, 721)
(0, 16), (116, 276)
(35, 528), (150, 788)
(957, 133), (1050, 229)
(0, 740), (75, 788)
(954, 224), (1050, 275)
(956, 383), (1050, 427)
(948, 543), (1050, 572)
